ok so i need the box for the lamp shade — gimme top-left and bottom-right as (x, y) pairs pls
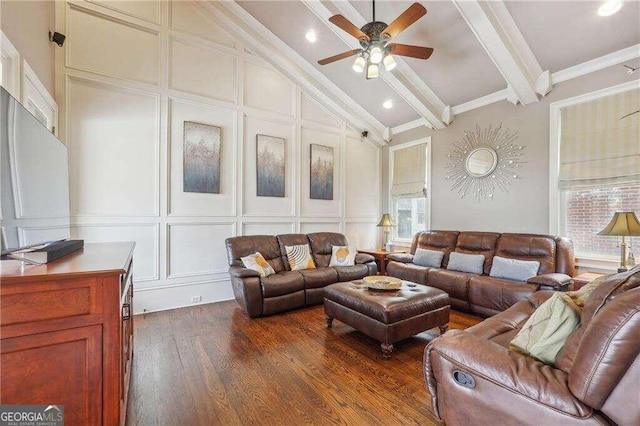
(597, 211), (640, 236)
(377, 213), (396, 228)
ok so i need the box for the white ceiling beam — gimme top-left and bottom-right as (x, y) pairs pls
(303, 0), (448, 130)
(452, 0), (546, 105)
(197, 1), (387, 145)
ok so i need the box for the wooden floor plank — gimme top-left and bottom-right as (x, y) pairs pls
(126, 301), (482, 425)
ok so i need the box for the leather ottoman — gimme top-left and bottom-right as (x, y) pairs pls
(324, 280), (450, 359)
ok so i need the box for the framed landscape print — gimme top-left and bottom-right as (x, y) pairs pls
(256, 134), (286, 197)
(310, 143), (334, 200)
(183, 121), (221, 194)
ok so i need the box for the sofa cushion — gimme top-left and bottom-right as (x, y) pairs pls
(299, 267), (338, 289)
(490, 256), (540, 282)
(469, 275), (539, 313)
(241, 252), (275, 278)
(414, 248), (444, 268)
(329, 246), (357, 267)
(261, 271), (305, 297)
(446, 252), (484, 274)
(456, 232), (500, 274)
(334, 264), (369, 282)
(226, 235), (286, 272)
(496, 234), (557, 275)
(308, 232), (349, 267)
(285, 244), (316, 271)
(427, 269), (473, 303)
(411, 231), (459, 267)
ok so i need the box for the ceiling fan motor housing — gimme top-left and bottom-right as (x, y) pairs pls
(360, 21), (390, 47)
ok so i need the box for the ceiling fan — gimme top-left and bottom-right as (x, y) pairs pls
(318, 1), (433, 80)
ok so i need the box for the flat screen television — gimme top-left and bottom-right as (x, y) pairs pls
(0, 86), (71, 254)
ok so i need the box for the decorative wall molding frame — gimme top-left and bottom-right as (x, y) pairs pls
(198, 0), (387, 145)
(0, 30), (21, 99)
(22, 61), (59, 134)
(548, 79), (640, 235)
(56, 0), (382, 314)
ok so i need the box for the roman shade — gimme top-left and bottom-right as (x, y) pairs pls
(558, 89), (640, 190)
(391, 143), (426, 198)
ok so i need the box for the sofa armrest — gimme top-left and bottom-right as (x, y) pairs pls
(424, 330), (593, 420)
(229, 266), (261, 278)
(355, 253), (375, 264)
(527, 273), (573, 291)
(386, 253), (414, 263)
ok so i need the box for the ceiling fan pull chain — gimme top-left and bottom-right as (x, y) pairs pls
(373, 0), (376, 22)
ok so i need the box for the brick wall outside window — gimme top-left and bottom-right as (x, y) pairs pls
(564, 184), (640, 258)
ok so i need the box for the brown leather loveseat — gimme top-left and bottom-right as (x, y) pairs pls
(387, 231), (574, 316)
(424, 266), (640, 425)
(225, 232), (377, 317)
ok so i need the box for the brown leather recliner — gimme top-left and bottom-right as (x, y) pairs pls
(424, 266), (640, 425)
(225, 232), (378, 317)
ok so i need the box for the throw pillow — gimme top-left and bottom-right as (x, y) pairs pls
(509, 276), (605, 366)
(413, 248), (445, 268)
(490, 256), (540, 282)
(329, 246), (357, 267)
(241, 252), (275, 278)
(285, 244), (316, 271)
(446, 252), (484, 274)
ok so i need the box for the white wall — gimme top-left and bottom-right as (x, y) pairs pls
(56, 0), (381, 313)
(0, 0), (56, 96)
(388, 65), (638, 235)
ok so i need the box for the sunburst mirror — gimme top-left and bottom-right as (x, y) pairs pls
(445, 124), (526, 202)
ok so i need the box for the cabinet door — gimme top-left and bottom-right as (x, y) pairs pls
(1, 325), (102, 425)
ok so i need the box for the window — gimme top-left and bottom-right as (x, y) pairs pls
(389, 139), (430, 242)
(551, 86), (640, 260)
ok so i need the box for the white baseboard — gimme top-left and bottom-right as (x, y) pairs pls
(133, 280), (235, 314)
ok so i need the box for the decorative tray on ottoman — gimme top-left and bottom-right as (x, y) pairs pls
(363, 276), (402, 290)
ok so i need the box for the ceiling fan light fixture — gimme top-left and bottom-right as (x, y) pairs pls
(366, 63), (379, 79)
(598, 0), (623, 16)
(352, 55), (366, 73)
(370, 46), (384, 64)
(383, 54), (397, 71)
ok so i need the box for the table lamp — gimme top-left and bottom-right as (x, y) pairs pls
(377, 213), (396, 251)
(597, 211), (640, 272)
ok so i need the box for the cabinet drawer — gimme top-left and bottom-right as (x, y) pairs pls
(1, 278), (102, 327)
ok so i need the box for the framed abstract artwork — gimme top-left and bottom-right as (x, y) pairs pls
(310, 143), (334, 200)
(183, 121), (221, 194)
(256, 134), (286, 197)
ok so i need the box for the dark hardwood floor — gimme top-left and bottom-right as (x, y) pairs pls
(126, 301), (482, 425)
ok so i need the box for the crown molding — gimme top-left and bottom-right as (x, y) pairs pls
(196, 1), (387, 145)
(305, 0), (447, 130)
(452, 0), (545, 106)
(551, 43), (640, 85)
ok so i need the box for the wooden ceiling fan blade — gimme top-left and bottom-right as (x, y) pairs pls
(318, 49), (362, 65)
(388, 44), (433, 60)
(382, 3), (427, 39)
(329, 15), (370, 41)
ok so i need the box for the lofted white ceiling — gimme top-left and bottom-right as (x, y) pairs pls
(234, 0), (640, 133)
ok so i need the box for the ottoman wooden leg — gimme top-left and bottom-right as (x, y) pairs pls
(325, 315), (334, 328)
(439, 324), (449, 335)
(381, 343), (394, 360)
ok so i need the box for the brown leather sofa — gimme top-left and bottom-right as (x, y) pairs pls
(424, 266), (640, 425)
(225, 232), (377, 317)
(387, 231), (575, 316)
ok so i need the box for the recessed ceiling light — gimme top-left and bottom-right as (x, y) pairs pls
(305, 29), (317, 43)
(598, 0), (623, 16)
(383, 100), (393, 109)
